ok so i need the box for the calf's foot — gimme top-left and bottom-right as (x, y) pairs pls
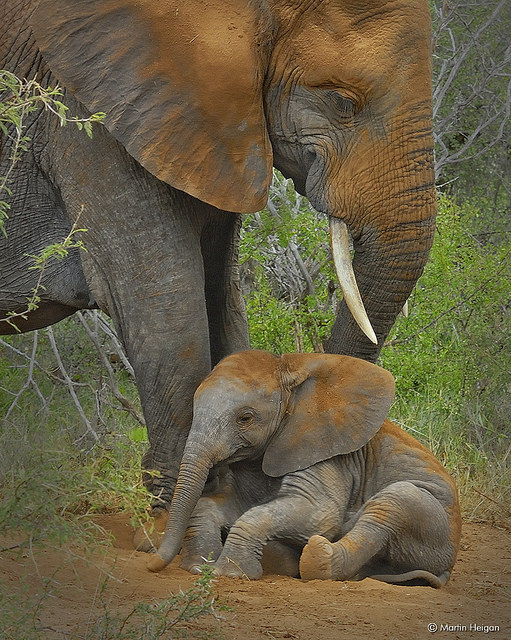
(180, 554), (214, 574)
(299, 535), (334, 580)
(180, 541), (223, 574)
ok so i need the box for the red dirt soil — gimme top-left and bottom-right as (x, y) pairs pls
(1, 514), (510, 639)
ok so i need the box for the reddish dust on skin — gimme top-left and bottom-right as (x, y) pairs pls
(1, 515), (509, 639)
(376, 420), (462, 550)
(197, 350), (283, 396)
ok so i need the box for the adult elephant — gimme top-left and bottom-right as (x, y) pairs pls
(0, 0), (436, 506)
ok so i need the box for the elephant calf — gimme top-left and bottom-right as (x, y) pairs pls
(148, 350), (461, 587)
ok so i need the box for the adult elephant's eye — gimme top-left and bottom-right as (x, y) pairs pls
(329, 91), (357, 117)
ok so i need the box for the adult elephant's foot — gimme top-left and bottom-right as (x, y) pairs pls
(132, 508), (167, 553)
(299, 535), (334, 580)
(213, 553), (263, 580)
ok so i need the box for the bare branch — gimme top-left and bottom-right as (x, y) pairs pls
(76, 312), (145, 426)
(432, 0), (511, 183)
(432, 0), (508, 119)
(90, 311), (135, 377)
(4, 331), (46, 419)
(46, 326), (99, 443)
(288, 241), (316, 297)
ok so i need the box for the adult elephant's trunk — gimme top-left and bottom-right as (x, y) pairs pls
(325, 187), (436, 363)
(147, 445), (212, 572)
(324, 107), (437, 363)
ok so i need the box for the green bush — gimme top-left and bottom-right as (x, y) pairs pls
(241, 175), (335, 353)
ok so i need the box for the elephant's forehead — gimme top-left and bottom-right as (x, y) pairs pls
(197, 351), (282, 397)
(271, 0), (432, 104)
(194, 379), (278, 413)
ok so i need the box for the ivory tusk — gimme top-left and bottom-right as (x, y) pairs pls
(329, 218), (378, 345)
(401, 300), (409, 318)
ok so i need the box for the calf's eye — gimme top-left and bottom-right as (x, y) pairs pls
(236, 411), (255, 426)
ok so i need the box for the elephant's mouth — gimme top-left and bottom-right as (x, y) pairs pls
(304, 148), (327, 212)
(272, 147), (308, 196)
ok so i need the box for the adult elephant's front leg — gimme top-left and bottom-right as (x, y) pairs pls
(115, 202), (212, 507)
(53, 119), (214, 506)
(202, 212), (250, 366)
(62, 186), (208, 508)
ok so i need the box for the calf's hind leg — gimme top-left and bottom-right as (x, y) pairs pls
(300, 481), (455, 586)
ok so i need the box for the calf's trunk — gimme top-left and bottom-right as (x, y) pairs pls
(147, 448), (212, 572)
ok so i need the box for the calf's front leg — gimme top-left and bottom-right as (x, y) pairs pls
(179, 490), (244, 573)
(179, 463), (277, 574)
(213, 493), (339, 579)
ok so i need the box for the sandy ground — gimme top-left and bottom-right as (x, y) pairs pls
(1, 514), (510, 639)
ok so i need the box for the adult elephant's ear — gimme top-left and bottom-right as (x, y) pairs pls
(32, 0), (272, 213)
(262, 354), (395, 477)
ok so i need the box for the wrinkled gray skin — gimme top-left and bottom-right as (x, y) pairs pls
(1, 1), (250, 506)
(1, 0), (436, 507)
(149, 351), (461, 588)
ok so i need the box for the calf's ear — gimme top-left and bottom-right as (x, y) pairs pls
(32, 0), (272, 213)
(262, 354), (395, 477)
